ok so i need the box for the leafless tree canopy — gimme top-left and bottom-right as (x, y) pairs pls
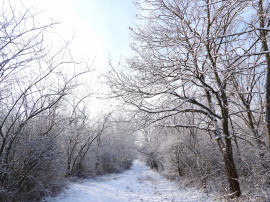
(107, 0), (270, 200)
(0, 2), (136, 201)
(2, 0), (270, 201)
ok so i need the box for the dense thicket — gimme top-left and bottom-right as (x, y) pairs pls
(0, 3), (135, 201)
(107, 0), (270, 200)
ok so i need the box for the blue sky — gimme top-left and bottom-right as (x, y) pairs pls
(17, 0), (137, 65)
(70, 0), (136, 59)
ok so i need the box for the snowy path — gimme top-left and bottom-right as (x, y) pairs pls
(49, 160), (213, 202)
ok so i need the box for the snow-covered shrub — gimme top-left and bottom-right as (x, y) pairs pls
(0, 116), (67, 201)
(77, 115), (136, 176)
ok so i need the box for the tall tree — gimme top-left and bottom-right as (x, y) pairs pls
(107, 0), (263, 197)
(257, 0), (270, 151)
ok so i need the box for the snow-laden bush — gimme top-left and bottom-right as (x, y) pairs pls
(76, 115), (136, 177)
(137, 121), (270, 200)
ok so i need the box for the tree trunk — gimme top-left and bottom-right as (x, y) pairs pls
(258, 0), (270, 151)
(222, 148), (241, 197)
(206, 90), (241, 197)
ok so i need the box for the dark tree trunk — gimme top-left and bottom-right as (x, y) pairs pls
(206, 90), (241, 197)
(222, 148), (241, 197)
(258, 0), (270, 151)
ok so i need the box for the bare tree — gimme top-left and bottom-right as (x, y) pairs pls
(256, 0), (270, 151)
(0, 2), (93, 200)
(65, 113), (111, 177)
(106, 0), (270, 197)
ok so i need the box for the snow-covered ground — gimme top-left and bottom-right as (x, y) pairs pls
(48, 160), (214, 202)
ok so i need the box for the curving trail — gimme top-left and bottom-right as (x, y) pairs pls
(49, 160), (213, 202)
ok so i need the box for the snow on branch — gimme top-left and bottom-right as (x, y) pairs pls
(165, 124), (215, 132)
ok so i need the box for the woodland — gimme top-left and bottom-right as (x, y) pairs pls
(1, 0), (270, 201)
